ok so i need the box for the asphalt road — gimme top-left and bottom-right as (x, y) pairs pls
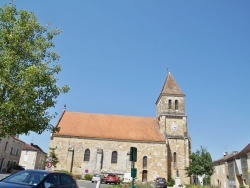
(77, 180), (111, 188)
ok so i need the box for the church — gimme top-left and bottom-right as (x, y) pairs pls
(49, 71), (191, 184)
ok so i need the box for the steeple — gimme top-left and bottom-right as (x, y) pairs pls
(156, 70), (190, 184)
(156, 70), (185, 117)
(160, 71), (184, 97)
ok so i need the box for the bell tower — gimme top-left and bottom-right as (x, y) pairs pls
(156, 70), (191, 184)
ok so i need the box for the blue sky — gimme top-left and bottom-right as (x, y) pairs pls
(1, 0), (249, 160)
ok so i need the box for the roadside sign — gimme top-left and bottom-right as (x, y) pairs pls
(131, 168), (137, 178)
(47, 157), (52, 162)
(46, 162), (52, 168)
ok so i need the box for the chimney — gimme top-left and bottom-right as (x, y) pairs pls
(223, 152), (227, 157)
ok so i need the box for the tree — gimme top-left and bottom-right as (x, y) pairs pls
(0, 4), (69, 137)
(186, 146), (214, 177)
(47, 147), (59, 168)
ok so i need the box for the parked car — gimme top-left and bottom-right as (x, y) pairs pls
(123, 172), (133, 183)
(105, 173), (120, 184)
(155, 177), (167, 188)
(91, 173), (106, 183)
(0, 169), (79, 188)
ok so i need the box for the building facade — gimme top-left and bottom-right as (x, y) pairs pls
(19, 143), (47, 170)
(211, 143), (250, 188)
(49, 72), (191, 184)
(0, 136), (24, 172)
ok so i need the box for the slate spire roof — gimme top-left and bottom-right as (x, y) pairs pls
(160, 71), (184, 96)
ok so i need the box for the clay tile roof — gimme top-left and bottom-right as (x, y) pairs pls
(161, 72), (184, 96)
(23, 143), (40, 151)
(213, 152), (238, 164)
(53, 111), (165, 143)
(226, 143), (250, 160)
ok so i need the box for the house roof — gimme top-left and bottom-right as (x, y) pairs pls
(23, 143), (46, 154)
(226, 143), (250, 160)
(213, 151), (238, 164)
(53, 111), (165, 143)
(13, 137), (25, 144)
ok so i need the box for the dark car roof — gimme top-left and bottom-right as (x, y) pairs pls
(22, 169), (70, 175)
(22, 169), (52, 174)
(0, 182), (28, 188)
(0, 169), (77, 188)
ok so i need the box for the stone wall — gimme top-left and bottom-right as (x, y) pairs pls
(50, 136), (167, 182)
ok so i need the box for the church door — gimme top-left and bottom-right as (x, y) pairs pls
(142, 170), (147, 182)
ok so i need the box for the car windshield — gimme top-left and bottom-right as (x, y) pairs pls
(1, 170), (48, 186)
(157, 178), (166, 182)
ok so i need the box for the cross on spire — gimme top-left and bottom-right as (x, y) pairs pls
(167, 68), (171, 74)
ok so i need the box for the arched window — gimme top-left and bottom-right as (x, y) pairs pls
(173, 152), (177, 169)
(168, 100), (172, 109)
(111, 151), (118, 163)
(175, 100), (178, 111)
(84, 149), (90, 161)
(143, 156), (147, 169)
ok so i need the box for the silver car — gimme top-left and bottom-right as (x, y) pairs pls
(91, 173), (106, 183)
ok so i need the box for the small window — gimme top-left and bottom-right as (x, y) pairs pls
(4, 142), (8, 151)
(111, 151), (118, 163)
(173, 152), (177, 169)
(84, 149), (90, 161)
(175, 100), (178, 111)
(168, 100), (172, 109)
(10, 146), (14, 155)
(16, 148), (19, 156)
(143, 156), (147, 169)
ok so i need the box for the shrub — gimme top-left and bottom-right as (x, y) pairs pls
(167, 177), (175, 186)
(56, 170), (70, 174)
(136, 182), (154, 188)
(84, 174), (92, 180)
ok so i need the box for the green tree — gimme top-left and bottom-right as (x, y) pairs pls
(186, 146), (214, 176)
(0, 4), (69, 137)
(47, 147), (59, 168)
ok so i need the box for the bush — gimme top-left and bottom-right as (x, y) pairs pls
(56, 170), (71, 174)
(84, 174), (92, 180)
(167, 177), (175, 186)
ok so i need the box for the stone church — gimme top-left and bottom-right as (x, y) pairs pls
(49, 72), (191, 184)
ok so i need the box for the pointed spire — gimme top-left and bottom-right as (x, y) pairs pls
(160, 70), (184, 96)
